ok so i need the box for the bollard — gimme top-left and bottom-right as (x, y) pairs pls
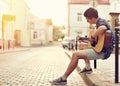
(75, 36), (78, 50)
(115, 27), (119, 83)
(68, 42), (70, 50)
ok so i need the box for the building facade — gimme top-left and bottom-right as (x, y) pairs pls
(67, 0), (115, 38)
(30, 18), (53, 46)
(0, 0), (53, 50)
(0, 0), (15, 50)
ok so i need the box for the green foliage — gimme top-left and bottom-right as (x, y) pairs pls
(60, 33), (65, 39)
(53, 25), (65, 41)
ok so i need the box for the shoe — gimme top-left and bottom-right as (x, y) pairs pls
(79, 68), (93, 74)
(50, 77), (67, 85)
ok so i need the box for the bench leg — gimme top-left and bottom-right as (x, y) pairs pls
(94, 60), (97, 69)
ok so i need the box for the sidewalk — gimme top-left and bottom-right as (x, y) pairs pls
(65, 49), (120, 86)
(0, 47), (30, 54)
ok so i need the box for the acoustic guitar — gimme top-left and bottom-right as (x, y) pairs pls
(79, 30), (111, 53)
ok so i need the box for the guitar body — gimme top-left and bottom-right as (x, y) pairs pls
(88, 30), (111, 53)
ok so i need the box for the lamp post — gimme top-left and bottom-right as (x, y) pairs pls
(115, 27), (119, 83)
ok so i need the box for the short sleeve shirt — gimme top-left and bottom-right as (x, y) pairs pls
(96, 18), (114, 59)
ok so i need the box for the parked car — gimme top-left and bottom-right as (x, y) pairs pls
(62, 37), (75, 49)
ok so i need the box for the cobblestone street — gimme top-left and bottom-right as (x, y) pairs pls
(0, 46), (86, 86)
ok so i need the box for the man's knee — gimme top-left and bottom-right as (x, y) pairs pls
(72, 52), (79, 60)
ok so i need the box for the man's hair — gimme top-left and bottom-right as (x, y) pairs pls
(84, 7), (98, 19)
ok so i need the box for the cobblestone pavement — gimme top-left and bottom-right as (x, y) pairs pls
(0, 46), (86, 86)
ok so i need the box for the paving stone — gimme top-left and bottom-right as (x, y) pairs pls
(0, 47), (86, 86)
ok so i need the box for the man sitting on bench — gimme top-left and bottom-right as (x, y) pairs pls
(50, 7), (114, 85)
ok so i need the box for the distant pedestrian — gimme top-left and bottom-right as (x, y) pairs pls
(50, 7), (114, 85)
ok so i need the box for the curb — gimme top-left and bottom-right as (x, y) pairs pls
(0, 48), (30, 54)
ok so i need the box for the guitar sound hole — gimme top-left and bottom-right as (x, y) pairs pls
(91, 36), (98, 47)
(91, 41), (97, 47)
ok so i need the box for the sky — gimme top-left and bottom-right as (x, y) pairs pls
(25, 0), (68, 26)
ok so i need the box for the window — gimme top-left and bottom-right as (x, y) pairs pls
(77, 13), (82, 22)
(33, 32), (37, 39)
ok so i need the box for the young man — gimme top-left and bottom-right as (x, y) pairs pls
(50, 7), (114, 85)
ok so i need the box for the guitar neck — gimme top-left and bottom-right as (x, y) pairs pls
(79, 37), (89, 40)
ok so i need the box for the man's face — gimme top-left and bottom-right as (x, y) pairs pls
(85, 17), (94, 24)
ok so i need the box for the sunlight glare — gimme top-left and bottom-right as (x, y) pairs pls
(25, 0), (67, 25)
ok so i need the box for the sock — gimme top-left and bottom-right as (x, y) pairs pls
(61, 75), (67, 80)
(85, 63), (91, 70)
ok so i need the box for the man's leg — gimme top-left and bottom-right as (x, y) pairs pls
(79, 59), (93, 74)
(84, 59), (91, 69)
(63, 50), (87, 77)
(50, 50), (87, 85)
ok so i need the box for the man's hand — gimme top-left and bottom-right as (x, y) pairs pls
(76, 36), (80, 41)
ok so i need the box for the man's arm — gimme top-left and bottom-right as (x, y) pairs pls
(91, 25), (107, 38)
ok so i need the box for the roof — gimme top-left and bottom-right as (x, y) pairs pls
(68, 0), (110, 5)
(68, 0), (89, 4)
